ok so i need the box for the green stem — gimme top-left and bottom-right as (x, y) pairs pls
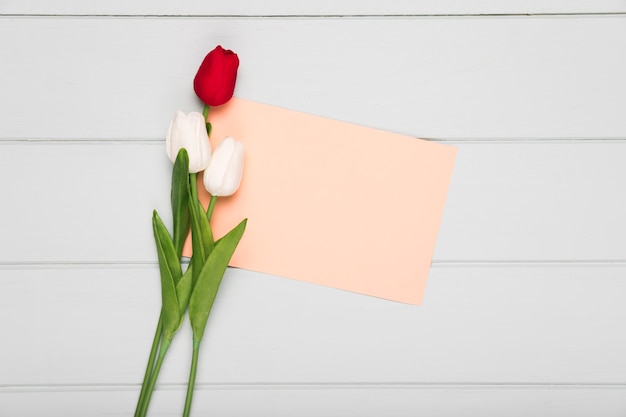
(203, 105), (212, 136)
(183, 340), (202, 417)
(190, 173), (199, 203)
(137, 338), (172, 417)
(206, 195), (218, 222)
(134, 314), (163, 417)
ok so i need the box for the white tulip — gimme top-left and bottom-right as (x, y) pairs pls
(165, 111), (212, 173)
(203, 136), (245, 197)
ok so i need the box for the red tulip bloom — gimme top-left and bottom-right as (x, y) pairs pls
(193, 45), (239, 106)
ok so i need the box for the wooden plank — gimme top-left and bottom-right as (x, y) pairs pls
(1, 17), (625, 140)
(1, 141), (625, 263)
(436, 140), (626, 261)
(1, 0), (624, 16)
(2, 385), (626, 417)
(2, 265), (625, 385)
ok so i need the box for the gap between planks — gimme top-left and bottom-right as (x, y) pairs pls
(1, 260), (626, 270)
(2, 13), (626, 18)
(3, 382), (626, 394)
(1, 137), (626, 145)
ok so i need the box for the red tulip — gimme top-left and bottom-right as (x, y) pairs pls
(193, 45), (239, 107)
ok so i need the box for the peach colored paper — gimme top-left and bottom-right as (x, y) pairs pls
(185, 98), (456, 305)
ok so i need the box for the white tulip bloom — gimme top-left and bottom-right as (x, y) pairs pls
(165, 111), (211, 173)
(203, 136), (245, 197)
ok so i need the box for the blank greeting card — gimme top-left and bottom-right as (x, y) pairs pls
(186, 98), (456, 305)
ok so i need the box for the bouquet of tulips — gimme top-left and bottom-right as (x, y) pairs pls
(134, 46), (246, 417)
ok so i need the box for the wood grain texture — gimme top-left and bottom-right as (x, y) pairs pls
(0, 141), (624, 263)
(2, 386), (626, 417)
(1, 2), (624, 414)
(2, 265), (625, 386)
(1, 16), (625, 140)
(2, 0), (625, 16)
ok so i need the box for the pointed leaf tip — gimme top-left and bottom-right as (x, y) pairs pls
(152, 210), (183, 339)
(189, 218), (247, 342)
(171, 149), (191, 258)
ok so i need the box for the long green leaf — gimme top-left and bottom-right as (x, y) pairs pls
(188, 176), (205, 286)
(189, 219), (247, 343)
(176, 265), (193, 315)
(171, 148), (190, 261)
(188, 175), (214, 286)
(152, 210), (182, 340)
(196, 199), (214, 256)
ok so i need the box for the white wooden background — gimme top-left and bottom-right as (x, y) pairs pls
(2, 1), (626, 416)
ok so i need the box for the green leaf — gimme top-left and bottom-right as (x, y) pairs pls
(176, 265), (193, 315)
(171, 148), (190, 260)
(188, 175), (214, 286)
(189, 219), (247, 343)
(152, 210), (182, 340)
(196, 199), (214, 255)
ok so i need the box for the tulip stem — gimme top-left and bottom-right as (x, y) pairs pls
(190, 173), (199, 203)
(134, 313), (163, 417)
(203, 105), (212, 137)
(206, 195), (218, 222)
(182, 340), (201, 417)
(138, 338), (171, 417)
